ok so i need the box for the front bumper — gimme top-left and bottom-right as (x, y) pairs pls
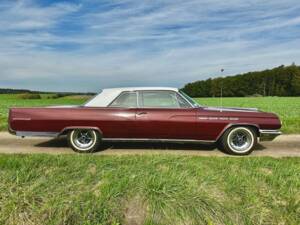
(8, 126), (16, 135)
(259, 129), (281, 141)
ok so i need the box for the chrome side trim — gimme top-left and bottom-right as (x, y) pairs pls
(102, 138), (215, 144)
(12, 118), (31, 121)
(259, 129), (281, 141)
(16, 131), (59, 137)
(204, 107), (259, 112)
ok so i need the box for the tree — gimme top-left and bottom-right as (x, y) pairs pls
(181, 64), (300, 97)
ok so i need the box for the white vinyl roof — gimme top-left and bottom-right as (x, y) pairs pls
(84, 87), (179, 107)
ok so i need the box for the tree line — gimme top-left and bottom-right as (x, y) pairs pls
(181, 64), (300, 97)
(0, 88), (95, 96)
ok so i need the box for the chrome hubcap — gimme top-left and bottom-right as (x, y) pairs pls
(72, 130), (95, 150)
(228, 128), (253, 152)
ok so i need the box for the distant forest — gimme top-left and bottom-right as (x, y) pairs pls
(181, 64), (300, 97)
(0, 88), (95, 96)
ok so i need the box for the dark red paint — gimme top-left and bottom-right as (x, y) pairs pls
(9, 106), (281, 141)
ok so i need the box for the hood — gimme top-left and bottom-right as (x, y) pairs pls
(203, 106), (259, 112)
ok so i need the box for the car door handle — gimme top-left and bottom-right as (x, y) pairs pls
(137, 112), (147, 115)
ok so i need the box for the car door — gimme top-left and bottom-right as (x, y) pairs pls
(102, 91), (137, 138)
(135, 90), (198, 139)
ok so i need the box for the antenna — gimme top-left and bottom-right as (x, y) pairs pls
(220, 68), (224, 112)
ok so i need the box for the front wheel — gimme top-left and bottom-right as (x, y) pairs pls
(220, 126), (257, 155)
(67, 129), (101, 153)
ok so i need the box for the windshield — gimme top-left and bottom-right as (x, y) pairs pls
(179, 90), (201, 107)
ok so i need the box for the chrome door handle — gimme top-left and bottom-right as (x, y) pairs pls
(137, 112), (147, 115)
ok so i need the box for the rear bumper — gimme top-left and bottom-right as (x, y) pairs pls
(8, 126), (58, 138)
(259, 129), (281, 141)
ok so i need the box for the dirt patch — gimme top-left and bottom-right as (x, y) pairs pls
(123, 196), (148, 225)
(260, 168), (273, 175)
(87, 163), (97, 175)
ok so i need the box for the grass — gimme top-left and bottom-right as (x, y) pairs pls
(0, 94), (299, 133)
(0, 154), (299, 225)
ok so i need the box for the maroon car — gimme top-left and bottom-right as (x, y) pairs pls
(8, 87), (281, 155)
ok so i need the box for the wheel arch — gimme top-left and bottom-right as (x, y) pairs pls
(59, 126), (103, 137)
(216, 123), (260, 141)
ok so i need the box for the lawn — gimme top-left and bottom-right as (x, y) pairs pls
(0, 154), (299, 225)
(0, 94), (299, 133)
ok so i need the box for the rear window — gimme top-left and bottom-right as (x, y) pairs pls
(109, 92), (137, 108)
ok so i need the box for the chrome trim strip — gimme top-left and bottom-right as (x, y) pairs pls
(102, 138), (215, 143)
(198, 116), (239, 121)
(12, 118), (31, 121)
(16, 131), (59, 137)
(204, 107), (258, 112)
(259, 129), (281, 141)
(259, 129), (282, 134)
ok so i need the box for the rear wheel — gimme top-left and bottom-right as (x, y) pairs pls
(67, 129), (101, 153)
(220, 126), (257, 155)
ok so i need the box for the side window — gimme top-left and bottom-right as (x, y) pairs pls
(176, 94), (192, 108)
(109, 92), (137, 108)
(140, 91), (184, 108)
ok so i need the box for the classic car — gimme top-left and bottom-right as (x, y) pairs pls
(8, 87), (281, 155)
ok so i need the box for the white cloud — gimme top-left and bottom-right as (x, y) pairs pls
(0, 0), (299, 91)
(0, 0), (80, 31)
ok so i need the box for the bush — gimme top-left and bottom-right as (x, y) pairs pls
(47, 93), (71, 99)
(18, 93), (41, 99)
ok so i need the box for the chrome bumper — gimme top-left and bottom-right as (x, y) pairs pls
(259, 129), (281, 141)
(8, 126), (16, 135)
(8, 126), (58, 138)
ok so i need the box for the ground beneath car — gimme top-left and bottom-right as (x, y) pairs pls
(0, 132), (299, 157)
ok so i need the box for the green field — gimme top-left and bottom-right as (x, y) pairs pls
(0, 94), (299, 133)
(0, 154), (299, 225)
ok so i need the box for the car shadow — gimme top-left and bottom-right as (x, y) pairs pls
(35, 137), (266, 153)
(35, 137), (218, 151)
(35, 137), (69, 148)
(99, 142), (217, 151)
(255, 143), (267, 151)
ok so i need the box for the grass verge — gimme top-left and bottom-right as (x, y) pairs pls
(0, 154), (299, 225)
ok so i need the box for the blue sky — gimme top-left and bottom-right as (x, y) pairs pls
(0, 0), (299, 92)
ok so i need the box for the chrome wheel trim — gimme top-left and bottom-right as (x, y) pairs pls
(227, 127), (254, 153)
(70, 129), (97, 151)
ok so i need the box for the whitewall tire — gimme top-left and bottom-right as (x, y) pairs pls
(220, 126), (257, 155)
(67, 129), (101, 153)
